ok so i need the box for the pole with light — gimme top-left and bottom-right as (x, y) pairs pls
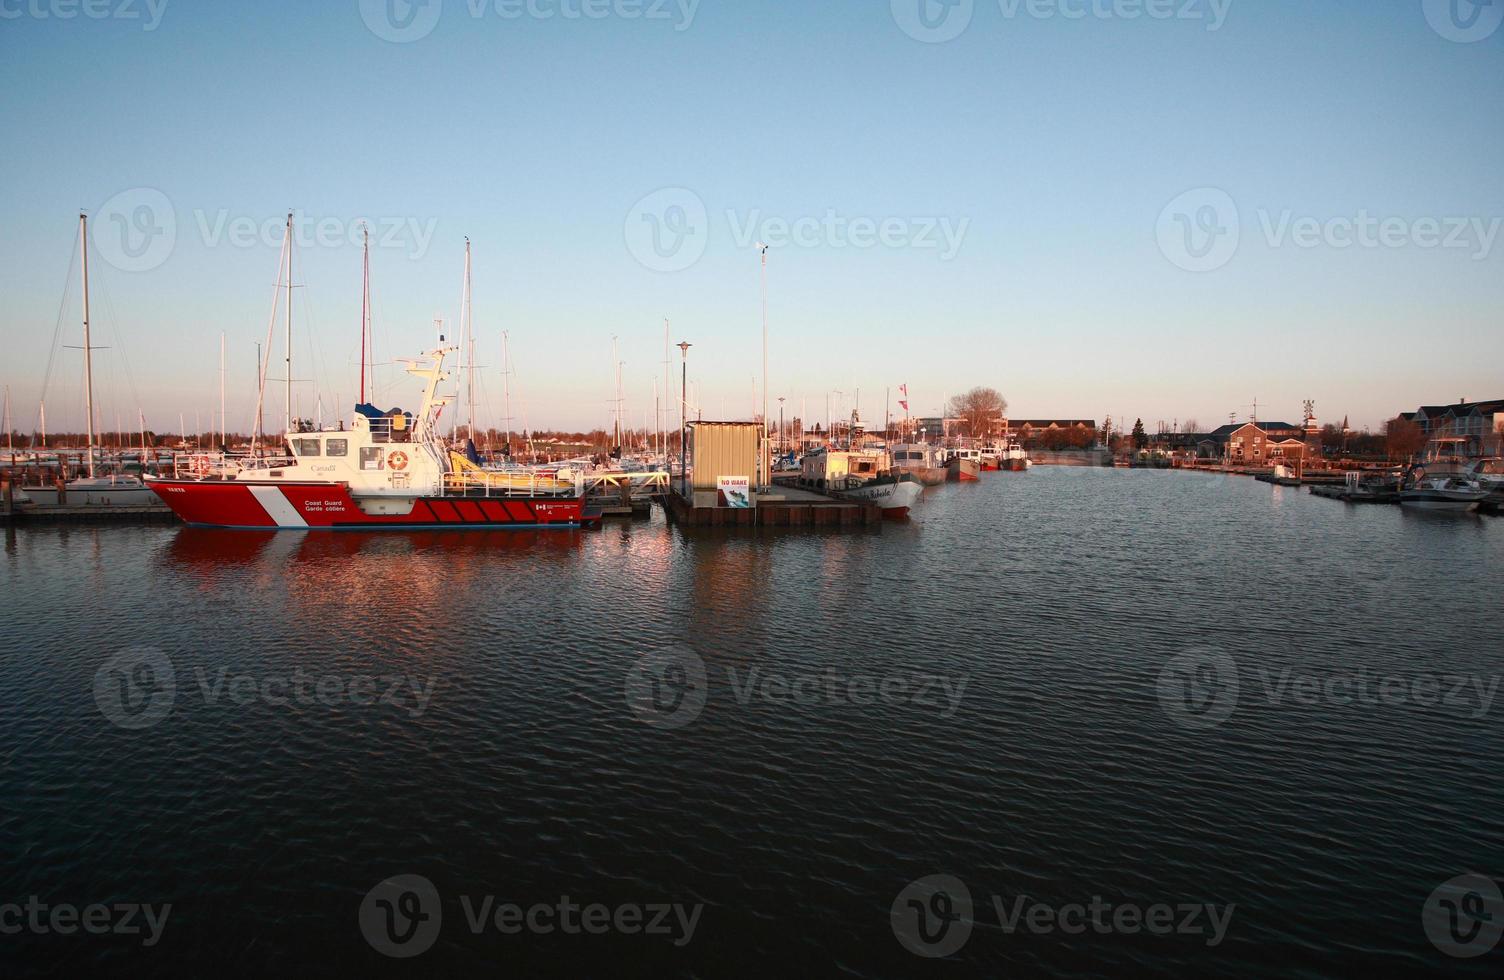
(757, 241), (769, 488)
(677, 340), (692, 494)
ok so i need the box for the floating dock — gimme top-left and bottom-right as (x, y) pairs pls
(3, 502), (177, 524)
(662, 485), (882, 528)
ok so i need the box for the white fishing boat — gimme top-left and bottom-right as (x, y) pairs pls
(797, 448), (921, 518)
(889, 443), (945, 486)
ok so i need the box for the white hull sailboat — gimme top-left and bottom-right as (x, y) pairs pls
(28, 215), (160, 510)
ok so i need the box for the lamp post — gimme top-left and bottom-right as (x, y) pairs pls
(757, 242), (769, 488)
(677, 341), (692, 494)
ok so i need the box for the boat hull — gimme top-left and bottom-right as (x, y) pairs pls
(146, 479), (587, 529)
(946, 458), (980, 482)
(893, 465), (945, 487)
(832, 476), (923, 518)
(1397, 494), (1482, 511)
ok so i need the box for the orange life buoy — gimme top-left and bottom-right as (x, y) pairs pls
(188, 456), (210, 478)
(387, 450), (409, 471)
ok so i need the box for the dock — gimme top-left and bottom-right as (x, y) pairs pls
(3, 503), (177, 524)
(662, 483), (882, 527)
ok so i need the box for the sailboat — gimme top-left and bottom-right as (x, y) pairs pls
(28, 214), (160, 509)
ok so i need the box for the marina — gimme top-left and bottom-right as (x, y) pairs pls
(6, 3), (1502, 974)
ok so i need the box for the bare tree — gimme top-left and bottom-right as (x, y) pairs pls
(1385, 416), (1426, 460)
(945, 387), (1008, 439)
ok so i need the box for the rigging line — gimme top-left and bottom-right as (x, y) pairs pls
(251, 230), (289, 443)
(92, 265), (146, 429)
(34, 222), (82, 435)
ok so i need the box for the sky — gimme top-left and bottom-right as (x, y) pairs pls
(1, 0), (1500, 437)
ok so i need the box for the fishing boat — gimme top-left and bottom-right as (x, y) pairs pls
(146, 346), (593, 529)
(889, 443), (945, 486)
(944, 448), (980, 482)
(996, 439), (1031, 472)
(797, 448), (922, 518)
(829, 471), (923, 518)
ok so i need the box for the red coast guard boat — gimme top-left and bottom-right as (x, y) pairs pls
(147, 347), (594, 530)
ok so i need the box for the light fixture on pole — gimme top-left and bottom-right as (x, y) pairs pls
(757, 241), (769, 488)
(677, 341), (692, 493)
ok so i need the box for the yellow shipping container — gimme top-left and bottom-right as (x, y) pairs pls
(689, 422), (762, 493)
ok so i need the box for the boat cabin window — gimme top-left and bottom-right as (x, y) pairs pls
(294, 439), (320, 457)
(360, 447), (384, 471)
(327, 439), (348, 457)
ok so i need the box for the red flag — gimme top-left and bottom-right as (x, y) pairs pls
(899, 399), (909, 412)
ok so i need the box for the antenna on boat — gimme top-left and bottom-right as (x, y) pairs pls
(455, 237), (474, 443)
(360, 223), (371, 405)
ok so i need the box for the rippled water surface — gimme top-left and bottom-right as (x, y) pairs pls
(3, 469), (1502, 975)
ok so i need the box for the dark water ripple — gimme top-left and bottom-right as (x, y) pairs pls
(2, 468), (1501, 976)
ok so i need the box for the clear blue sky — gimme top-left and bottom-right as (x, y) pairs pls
(1, 0), (1500, 436)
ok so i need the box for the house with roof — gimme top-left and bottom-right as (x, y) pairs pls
(1405, 398), (1504, 456)
(1206, 421), (1311, 464)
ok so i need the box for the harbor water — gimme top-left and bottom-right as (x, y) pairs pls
(2, 468), (1501, 975)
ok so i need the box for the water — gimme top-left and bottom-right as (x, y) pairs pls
(3, 468), (1501, 976)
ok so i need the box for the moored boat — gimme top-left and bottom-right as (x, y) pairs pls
(889, 443), (945, 486)
(944, 449), (980, 482)
(829, 471), (923, 518)
(1397, 461), (1487, 511)
(147, 347), (593, 530)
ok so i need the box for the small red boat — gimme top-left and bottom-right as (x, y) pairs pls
(148, 347), (595, 531)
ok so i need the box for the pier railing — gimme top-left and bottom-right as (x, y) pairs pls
(441, 468), (585, 498)
(168, 452), (295, 479)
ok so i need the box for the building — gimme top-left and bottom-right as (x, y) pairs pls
(1404, 398), (1504, 456)
(1010, 420), (1098, 447)
(1208, 421), (1309, 464)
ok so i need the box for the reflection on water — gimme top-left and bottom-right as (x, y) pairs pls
(1, 470), (1501, 975)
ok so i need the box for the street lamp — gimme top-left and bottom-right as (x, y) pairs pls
(677, 341), (692, 494)
(757, 242), (769, 487)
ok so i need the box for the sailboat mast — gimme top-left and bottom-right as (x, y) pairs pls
(219, 331), (226, 449)
(463, 239), (474, 440)
(360, 224), (369, 404)
(79, 213), (96, 479)
(501, 330), (512, 454)
(611, 335), (619, 452)
(4, 385), (11, 455)
(662, 318), (670, 457)
(283, 212), (293, 436)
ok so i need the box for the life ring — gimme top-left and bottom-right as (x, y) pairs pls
(188, 456), (211, 478)
(387, 450), (409, 471)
